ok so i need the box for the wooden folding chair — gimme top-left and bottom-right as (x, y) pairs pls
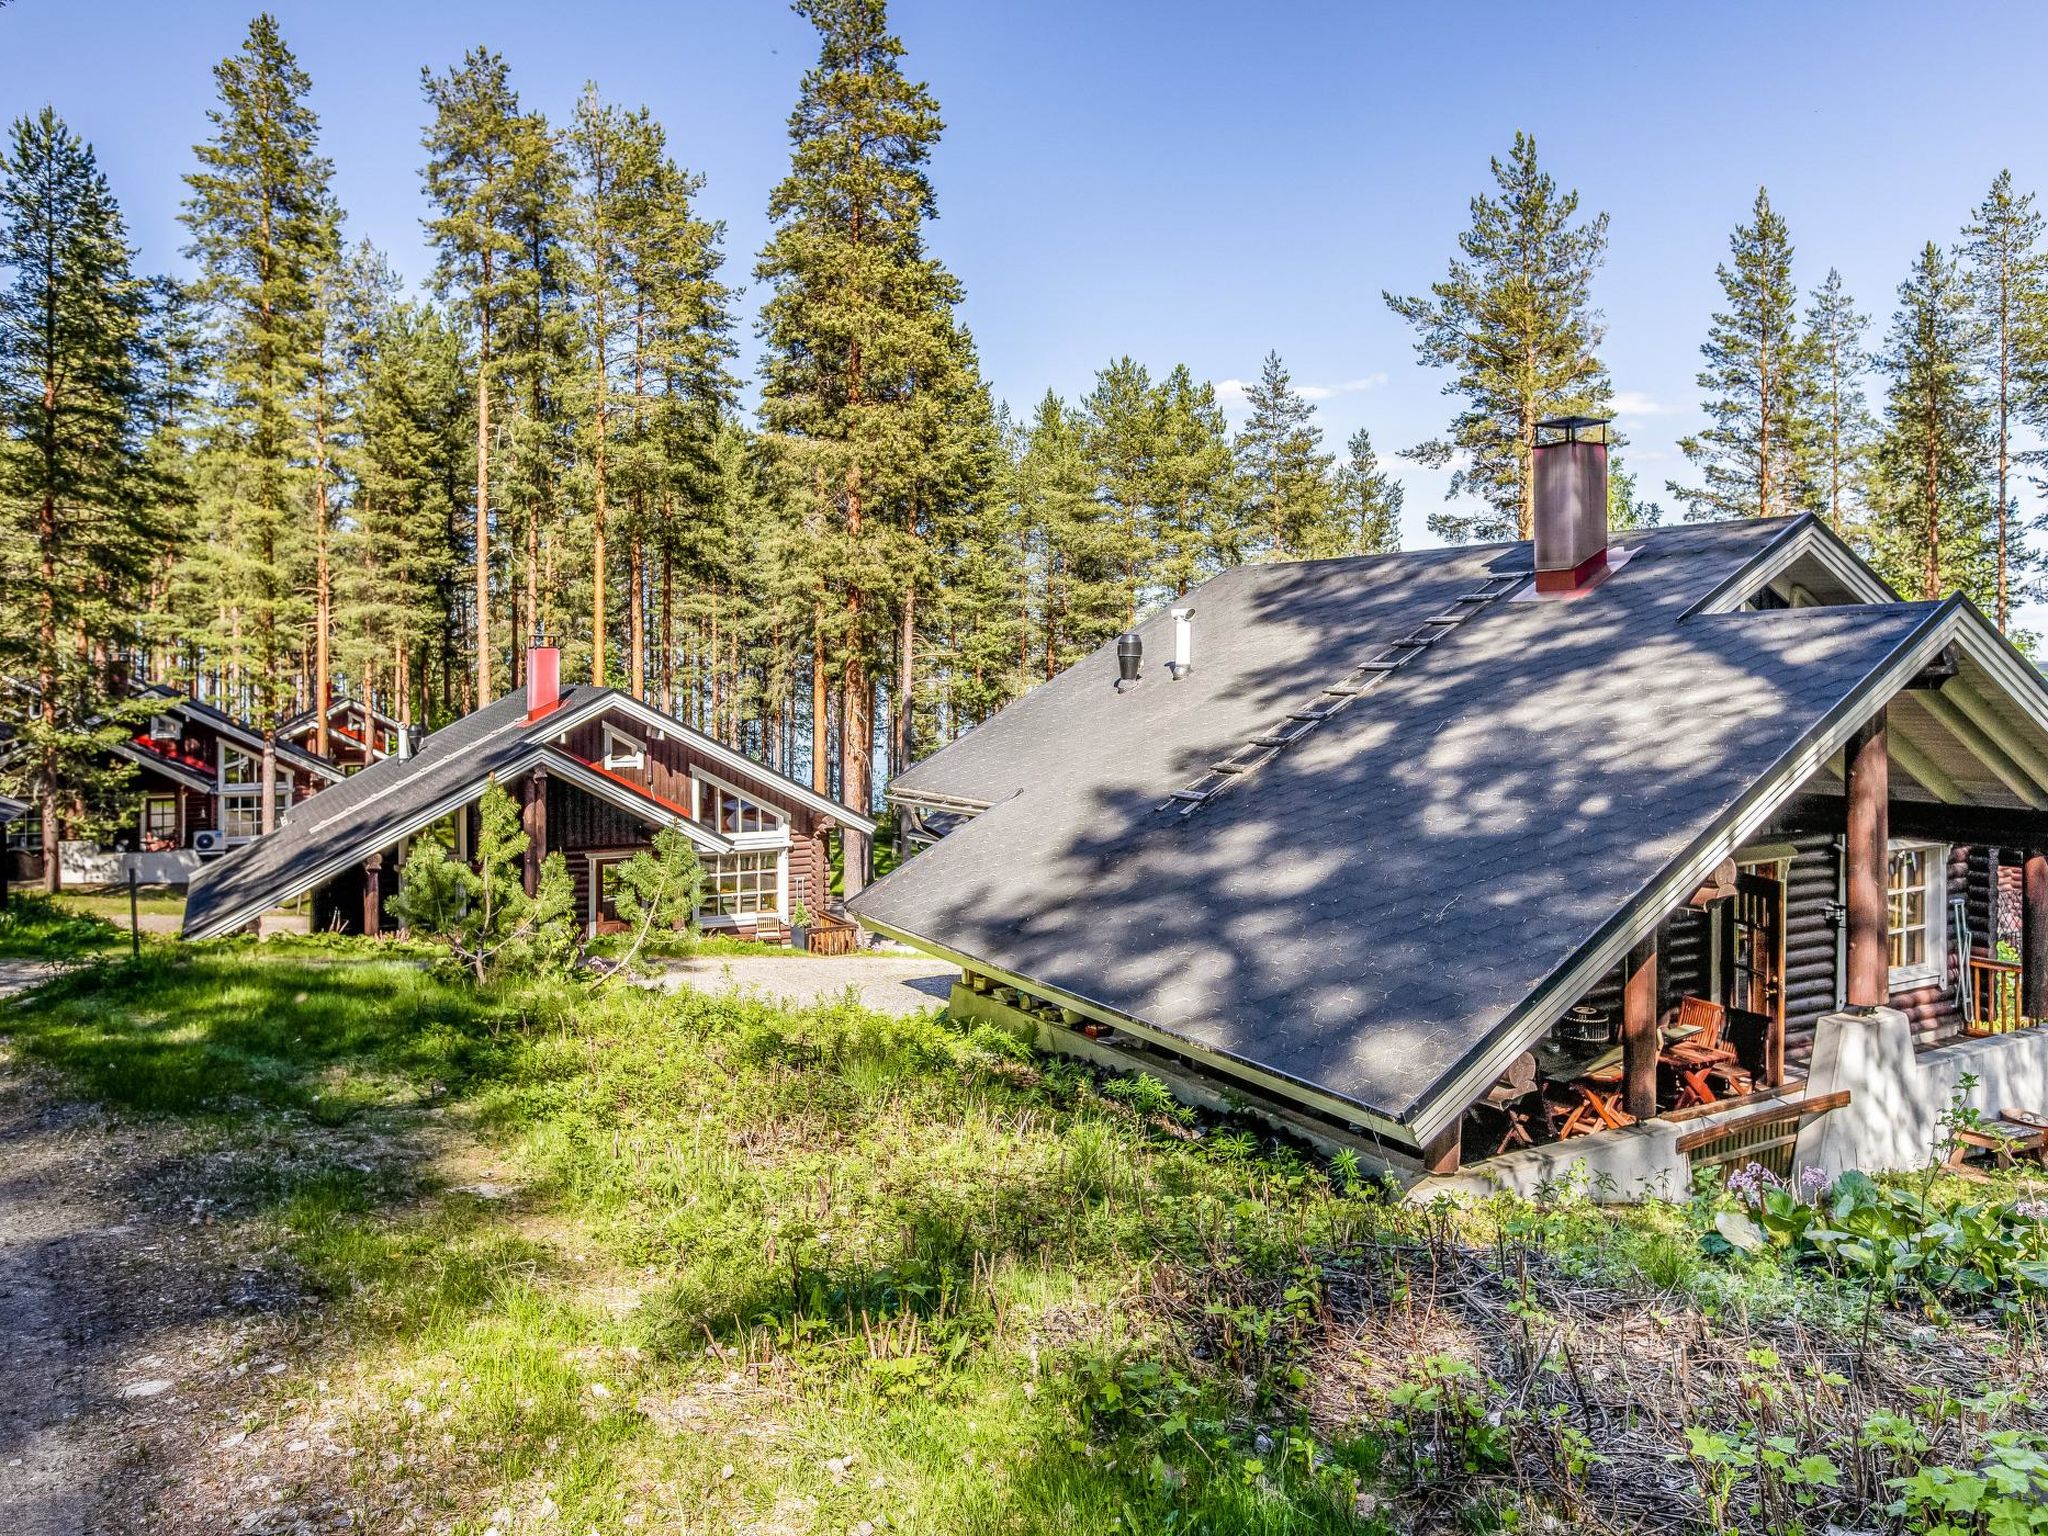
(1484, 1051), (1544, 1153)
(1662, 997), (1743, 1109)
(1558, 1063), (1636, 1137)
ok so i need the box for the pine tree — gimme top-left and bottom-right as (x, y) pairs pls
(0, 109), (161, 890)
(497, 110), (575, 678)
(1960, 171), (2044, 629)
(1872, 241), (1993, 603)
(1018, 390), (1120, 675)
(756, 0), (965, 882)
(1803, 268), (1877, 537)
(1672, 187), (1813, 521)
(1332, 428), (1404, 555)
(1386, 132), (1610, 542)
(623, 126), (734, 706)
(1236, 352), (1339, 558)
(339, 249), (468, 726)
(1080, 357), (1161, 624)
(1148, 365), (1235, 593)
(181, 12), (340, 824)
(421, 48), (530, 709)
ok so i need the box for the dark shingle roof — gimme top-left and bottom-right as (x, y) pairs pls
(850, 518), (1945, 1134)
(183, 685), (570, 939)
(183, 683), (878, 940)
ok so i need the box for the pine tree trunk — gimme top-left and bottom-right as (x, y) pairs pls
(1924, 387), (1942, 601)
(628, 535), (645, 699)
(811, 605), (828, 794)
(313, 404), (332, 758)
(475, 301), (493, 707)
(892, 587), (914, 779)
(592, 408), (607, 683)
(658, 541), (674, 715)
(38, 477), (59, 894)
(1997, 266), (2010, 631)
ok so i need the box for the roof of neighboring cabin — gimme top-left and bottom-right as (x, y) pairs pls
(133, 688), (347, 784)
(851, 516), (2032, 1146)
(182, 685), (877, 940)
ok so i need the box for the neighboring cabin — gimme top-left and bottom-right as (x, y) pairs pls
(180, 646), (876, 948)
(4, 688), (345, 889)
(279, 698), (407, 773)
(851, 417), (2048, 1192)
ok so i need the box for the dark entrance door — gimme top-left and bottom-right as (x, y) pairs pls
(1727, 866), (1786, 1085)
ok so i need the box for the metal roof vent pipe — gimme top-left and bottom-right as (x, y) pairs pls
(1168, 607), (1194, 679)
(1532, 414), (1613, 594)
(1115, 631), (1143, 692)
(396, 725), (414, 762)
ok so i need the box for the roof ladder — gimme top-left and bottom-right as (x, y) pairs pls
(1157, 568), (1522, 816)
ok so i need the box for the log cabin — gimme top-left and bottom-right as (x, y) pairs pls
(12, 688), (352, 886)
(279, 697), (406, 772)
(179, 649), (876, 948)
(849, 417), (2048, 1188)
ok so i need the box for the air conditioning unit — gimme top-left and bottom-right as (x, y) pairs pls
(192, 829), (227, 856)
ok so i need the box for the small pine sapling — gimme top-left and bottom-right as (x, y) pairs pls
(599, 822), (703, 979)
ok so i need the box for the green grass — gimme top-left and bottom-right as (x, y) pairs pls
(0, 892), (127, 959)
(54, 884), (188, 921)
(5, 952), (2043, 1534)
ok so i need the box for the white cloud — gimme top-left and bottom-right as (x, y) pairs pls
(1217, 372), (1388, 407)
(1610, 390), (1678, 418)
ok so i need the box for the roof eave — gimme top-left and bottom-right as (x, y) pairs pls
(1401, 596), (1975, 1145)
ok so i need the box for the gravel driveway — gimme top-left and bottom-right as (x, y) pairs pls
(650, 951), (959, 1016)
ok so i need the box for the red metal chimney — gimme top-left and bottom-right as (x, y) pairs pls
(526, 636), (560, 720)
(1532, 415), (1613, 593)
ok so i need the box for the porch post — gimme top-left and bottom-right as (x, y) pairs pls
(362, 854), (382, 937)
(1843, 708), (1890, 1008)
(2025, 851), (2048, 1022)
(1622, 933), (1659, 1121)
(522, 769), (549, 897)
(1419, 1121), (1461, 1176)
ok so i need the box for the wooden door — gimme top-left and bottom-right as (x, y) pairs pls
(1728, 866), (1786, 1085)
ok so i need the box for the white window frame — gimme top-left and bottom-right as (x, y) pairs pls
(1886, 840), (1947, 991)
(602, 724), (645, 771)
(696, 847), (788, 927)
(691, 767), (790, 846)
(218, 745), (291, 844)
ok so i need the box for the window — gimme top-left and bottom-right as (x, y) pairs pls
(697, 772), (784, 837)
(3, 811), (41, 850)
(142, 794), (177, 845)
(602, 724), (644, 770)
(1887, 842), (1946, 988)
(700, 851), (781, 919)
(219, 746), (292, 842)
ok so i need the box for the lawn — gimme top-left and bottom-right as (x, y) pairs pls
(52, 883), (190, 922)
(4, 947), (2046, 1533)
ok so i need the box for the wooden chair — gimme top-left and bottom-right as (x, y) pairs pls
(1483, 1051), (1543, 1153)
(1559, 1063), (1636, 1138)
(1661, 998), (1745, 1108)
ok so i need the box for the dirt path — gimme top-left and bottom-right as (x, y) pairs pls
(0, 964), (350, 1533)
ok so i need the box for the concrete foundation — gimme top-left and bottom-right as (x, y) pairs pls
(1794, 1007), (2048, 1175)
(57, 844), (204, 887)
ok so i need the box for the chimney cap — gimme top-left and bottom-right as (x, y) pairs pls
(1535, 414), (1613, 443)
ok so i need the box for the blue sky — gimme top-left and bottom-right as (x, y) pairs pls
(7, 0), (2048, 573)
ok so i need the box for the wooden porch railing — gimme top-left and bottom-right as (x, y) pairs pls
(805, 915), (861, 956)
(1968, 956), (2028, 1035)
